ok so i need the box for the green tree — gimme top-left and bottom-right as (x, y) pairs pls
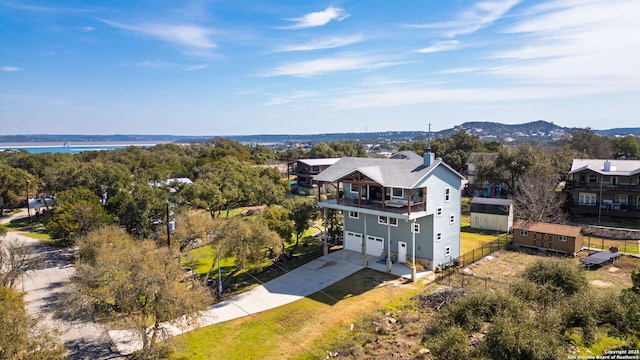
(0, 287), (66, 360)
(107, 183), (166, 238)
(324, 208), (343, 246)
(563, 128), (612, 158)
(0, 164), (36, 212)
(260, 205), (294, 253)
(171, 211), (219, 251)
(210, 218), (282, 290)
(285, 197), (320, 248)
(45, 187), (112, 242)
(62, 226), (211, 357)
(611, 136), (640, 159)
(307, 143), (338, 158)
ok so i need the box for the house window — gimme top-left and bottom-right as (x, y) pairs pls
(588, 174), (597, 184)
(615, 194), (629, 205)
(520, 230), (528, 236)
(378, 216), (397, 226)
(558, 235), (567, 242)
(413, 223), (421, 233)
(445, 246), (451, 257)
(579, 173), (586, 184)
(348, 211), (359, 219)
(350, 183), (359, 193)
(392, 188), (403, 198)
(436, 232), (442, 242)
(578, 192), (597, 206)
(610, 177), (618, 186)
(436, 207), (443, 217)
(449, 214), (455, 224)
(445, 187), (451, 202)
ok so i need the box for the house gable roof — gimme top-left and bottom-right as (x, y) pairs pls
(290, 158), (341, 167)
(314, 151), (465, 189)
(467, 152), (499, 165)
(569, 159), (640, 176)
(513, 219), (582, 238)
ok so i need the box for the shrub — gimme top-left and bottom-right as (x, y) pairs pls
(520, 259), (587, 297)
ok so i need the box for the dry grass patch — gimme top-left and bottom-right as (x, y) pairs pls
(168, 269), (419, 360)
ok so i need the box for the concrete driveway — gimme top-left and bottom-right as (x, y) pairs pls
(110, 250), (367, 354)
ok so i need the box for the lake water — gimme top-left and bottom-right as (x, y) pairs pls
(0, 144), (153, 154)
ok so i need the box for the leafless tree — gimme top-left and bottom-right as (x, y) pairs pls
(0, 236), (36, 288)
(513, 171), (567, 223)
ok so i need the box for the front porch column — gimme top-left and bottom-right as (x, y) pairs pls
(363, 214), (368, 266)
(323, 207), (328, 255)
(386, 223), (392, 272)
(411, 219), (417, 282)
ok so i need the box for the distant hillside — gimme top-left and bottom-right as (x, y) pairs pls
(1, 121), (638, 145)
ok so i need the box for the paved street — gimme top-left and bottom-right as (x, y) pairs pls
(2, 211), (122, 359)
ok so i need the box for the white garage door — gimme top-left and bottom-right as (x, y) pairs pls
(344, 232), (362, 252)
(366, 236), (385, 257)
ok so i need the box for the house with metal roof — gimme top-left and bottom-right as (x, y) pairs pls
(567, 159), (640, 219)
(287, 158), (341, 195)
(313, 150), (466, 281)
(512, 219), (584, 255)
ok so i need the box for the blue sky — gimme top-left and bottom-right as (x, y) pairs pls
(1, 0), (639, 136)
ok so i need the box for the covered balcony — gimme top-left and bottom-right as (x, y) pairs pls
(317, 180), (427, 216)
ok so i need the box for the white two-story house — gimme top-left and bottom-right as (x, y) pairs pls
(313, 150), (465, 281)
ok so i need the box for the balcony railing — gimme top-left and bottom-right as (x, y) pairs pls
(320, 194), (427, 215)
(572, 183), (640, 192)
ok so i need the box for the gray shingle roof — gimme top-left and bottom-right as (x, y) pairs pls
(314, 151), (465, 189)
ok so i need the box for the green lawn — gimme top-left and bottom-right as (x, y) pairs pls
(459, 214), (506, 254)
(4, 217), (52, 241)
(583, 236), (640, 254)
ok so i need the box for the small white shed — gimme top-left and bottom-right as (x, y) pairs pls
(470, 197), (513, 233)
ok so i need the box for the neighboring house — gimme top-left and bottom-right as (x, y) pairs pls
(568, 159), (640, 219)
(466, 152), (499, 185)
(512, 220), (583, 255)
(287, 158), (340, 195)
(465, 152), (500, 197)
(314, 150), (466, 280)
(470, 197), (513, 233)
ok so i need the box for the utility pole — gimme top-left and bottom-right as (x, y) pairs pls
(26, 178), (31, 223)
(166, 201), (171, 249)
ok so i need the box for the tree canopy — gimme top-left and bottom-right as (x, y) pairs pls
(63, 226), (211, 356)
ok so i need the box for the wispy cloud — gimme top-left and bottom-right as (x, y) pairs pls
(275, 34), (363, 52)
(1, 2), (94, 14)
(132, 60), (207, 71)
(439, 67), (482, 74)
(406, 0), (520, 37)
(98, 19), (216, 50)
(263, 54), (407, 77)
(262, 90), (318, 106)
(489, 0), (640, 89)
(329, 83), (611, 110)
(417, 40), (462, 53)
(278, 7), (350, 30)
(1, 66), (22, 72)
